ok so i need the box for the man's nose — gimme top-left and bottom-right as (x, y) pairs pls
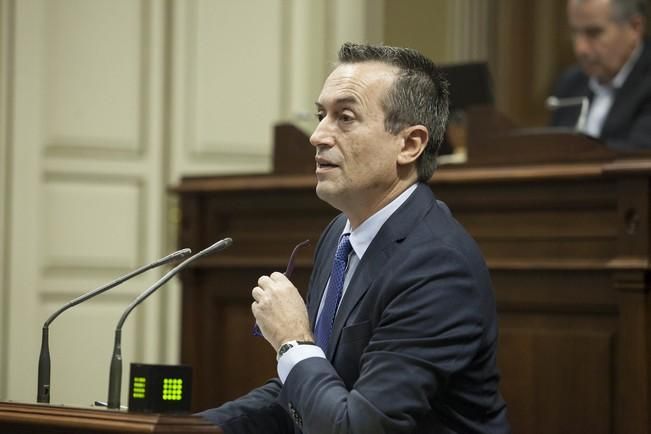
(573, 34), (590, 57)
(310, 119), (335, 148)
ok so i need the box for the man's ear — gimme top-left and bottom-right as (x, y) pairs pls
(630, 14), (646, 37)
(397, 125), (429, 165)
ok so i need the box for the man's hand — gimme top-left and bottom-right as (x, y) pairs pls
(251, 272), (313, 351)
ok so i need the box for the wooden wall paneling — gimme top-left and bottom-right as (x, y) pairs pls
(489, 0), (573, 127)
(495, 268), (617, 433)
(611, 172), (651, 433)
(614, 176), (650, 262)
(491, 0), (535, 126)
(438, 176), (618, 266)
(613, 273), (650, 434)
(435, 169), (621, 432)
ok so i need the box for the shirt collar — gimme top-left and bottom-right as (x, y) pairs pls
(589, 42), (643, 92)
(342, 183), (418, 260)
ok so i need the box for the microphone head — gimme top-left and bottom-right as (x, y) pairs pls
(545, 96), (560, 109)
(175, 248), (192, 259)
(178, 238), (233, 265)
(159, 248), (193, 265)
(208, 237), (233, 253)
(545, 95), (587, 110)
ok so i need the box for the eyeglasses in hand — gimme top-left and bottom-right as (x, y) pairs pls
(253, 239), (310, 337)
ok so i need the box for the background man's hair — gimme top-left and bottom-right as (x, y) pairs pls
(595, 0), (648, 21)
(338, 42), (450, 182)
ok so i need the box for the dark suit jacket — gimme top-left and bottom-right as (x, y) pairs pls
(550, 40), (651, 151)
(199, 183), (509, 434)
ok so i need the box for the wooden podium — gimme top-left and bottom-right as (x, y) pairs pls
(175, 120), (651, 434)
(0, 401), (221, 433)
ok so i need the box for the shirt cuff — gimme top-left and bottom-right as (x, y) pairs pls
(277, 344), (326, 383)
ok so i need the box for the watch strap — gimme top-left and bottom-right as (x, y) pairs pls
(277, 340), (315, 360)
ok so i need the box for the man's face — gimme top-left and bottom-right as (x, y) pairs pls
(310, 62), (405, 222)
(567, 0), (643, 82)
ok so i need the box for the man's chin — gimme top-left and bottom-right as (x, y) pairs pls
(315, 183), (333, 201)
(580, 63), (607, 81)
(315, 183), (341, 208)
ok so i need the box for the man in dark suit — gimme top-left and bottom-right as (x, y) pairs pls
(199, 42), (509, 434)
(551, 0), (651, 150)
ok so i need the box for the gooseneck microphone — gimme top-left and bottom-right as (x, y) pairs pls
(36, 248), (192, 404)
(545, 96), (590, 131)
(107, 237), (233, 409)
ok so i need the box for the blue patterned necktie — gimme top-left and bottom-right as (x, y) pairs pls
(314, 233), (352, 351)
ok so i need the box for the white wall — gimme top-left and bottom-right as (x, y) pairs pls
(0, 0), (11, 402)
(0, 0), (380, 407)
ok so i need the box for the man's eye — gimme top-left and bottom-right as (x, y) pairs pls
(340, 113), (354, 122)
(585, 28), (603, 38)
(574, 26), (603, 39)
(315, 112), (325, 121)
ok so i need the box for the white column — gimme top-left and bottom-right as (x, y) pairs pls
(447, 0), (490, 62)
(0, 0), (13, 401)
(284, 0), (328, 133)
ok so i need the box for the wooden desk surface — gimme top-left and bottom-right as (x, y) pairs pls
(0, 401), (221, 433)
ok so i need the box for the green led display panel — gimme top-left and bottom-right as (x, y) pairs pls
(132, 376), (146, 399)
(128, 363), (192, 413)
(162, 378), (183, 401)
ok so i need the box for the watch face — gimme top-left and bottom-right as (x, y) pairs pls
(277, 343), (295, 360)
(277, 340), (314, 360)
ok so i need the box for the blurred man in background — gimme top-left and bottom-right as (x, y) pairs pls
(550, 0), (651, 150)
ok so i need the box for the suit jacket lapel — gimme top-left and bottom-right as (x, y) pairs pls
(325, 241), (390, 359)
(326, 184), (437, 359)
(307, 215), (347, 328)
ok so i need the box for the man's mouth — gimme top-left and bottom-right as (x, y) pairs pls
(316, 157), (339, 170)
(578, 57), (598, 70)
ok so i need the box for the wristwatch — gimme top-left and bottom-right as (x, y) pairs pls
(277, 340), (315, 360)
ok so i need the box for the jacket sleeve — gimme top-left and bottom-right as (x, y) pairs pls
(197, 379), (294, 434)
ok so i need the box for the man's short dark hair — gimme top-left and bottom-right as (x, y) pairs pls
(338, 42), (450, 182)
(603, 0), (647, 21)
